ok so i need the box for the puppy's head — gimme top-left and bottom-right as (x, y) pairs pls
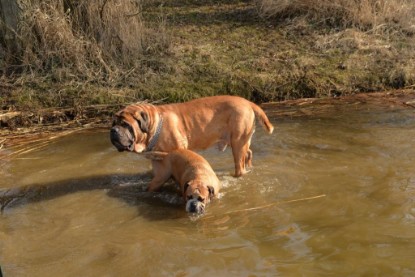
(183, 181), (215, 214)
(110, 105), (150, 153)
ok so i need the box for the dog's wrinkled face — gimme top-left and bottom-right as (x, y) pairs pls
(110, 107), (149, 153)
(184, 181), (215, 214)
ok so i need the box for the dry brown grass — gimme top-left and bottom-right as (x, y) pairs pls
(315, 28), (415, 91)
(3, 0), (169, 83)
(256, 0), (415, 33)
(1, 0), (414, 114)
(252, 0), (415, 96)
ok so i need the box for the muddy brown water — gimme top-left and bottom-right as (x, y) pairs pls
(1, 101), (415, 276)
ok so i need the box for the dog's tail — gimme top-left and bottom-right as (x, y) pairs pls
(250, 102), (274, 134)
(144, 151), (169, 161)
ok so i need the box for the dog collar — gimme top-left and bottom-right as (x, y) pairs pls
(146, 115), (163, 151)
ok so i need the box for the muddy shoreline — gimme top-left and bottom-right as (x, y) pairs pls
(1, 90), (414, 149)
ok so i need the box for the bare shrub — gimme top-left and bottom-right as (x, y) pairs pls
(2, 0), (169, 83)
(256, 0), (415, 33)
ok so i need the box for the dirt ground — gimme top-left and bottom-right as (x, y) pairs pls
(1, 90), (414, 151)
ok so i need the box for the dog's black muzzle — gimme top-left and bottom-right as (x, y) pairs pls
(110, 126), (134, 152)
(186, 199), (205, 214)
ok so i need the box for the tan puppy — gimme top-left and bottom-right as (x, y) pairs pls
(110, 95), (274, 177)
(145, 149), (220, 214)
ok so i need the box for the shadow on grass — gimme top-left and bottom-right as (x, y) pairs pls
(0, 172), (185, 220)
(145, 0), (267, 28)
(144, 0), (249, 9)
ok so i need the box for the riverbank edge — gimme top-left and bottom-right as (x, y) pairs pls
(1, 90), (414, 150)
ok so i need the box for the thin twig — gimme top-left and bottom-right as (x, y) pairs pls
(12, 157), (42, 160)
(5, 128), (83, 158)
(126, 11), (142, 17)
(14, 141), (56, 156)
(203, 194), (326, 220)
(228, 194), (326, 214)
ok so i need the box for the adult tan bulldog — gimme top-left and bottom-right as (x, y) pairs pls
(110, 95), (274, 177)
(145, 149), (220, 214)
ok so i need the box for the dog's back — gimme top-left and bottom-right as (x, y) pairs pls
(145, 149), (220, 193)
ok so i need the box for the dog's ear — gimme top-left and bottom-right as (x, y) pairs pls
(112, 111), (123, 126)
(134, 111), (149, 133)
(207, 185), (215, 197)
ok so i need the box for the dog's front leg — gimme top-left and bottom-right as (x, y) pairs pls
(147, 161), (171, 192)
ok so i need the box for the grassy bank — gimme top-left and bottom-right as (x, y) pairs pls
(1, 0), (415, 126)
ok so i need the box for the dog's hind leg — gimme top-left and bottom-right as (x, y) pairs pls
(245, 148), (252, 168)
(231, 140), (249, 177)
(245, 130), (254, 168)
(230, 111), (255, 177)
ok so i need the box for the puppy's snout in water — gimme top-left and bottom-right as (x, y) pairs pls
(186, 199), (205, 214)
